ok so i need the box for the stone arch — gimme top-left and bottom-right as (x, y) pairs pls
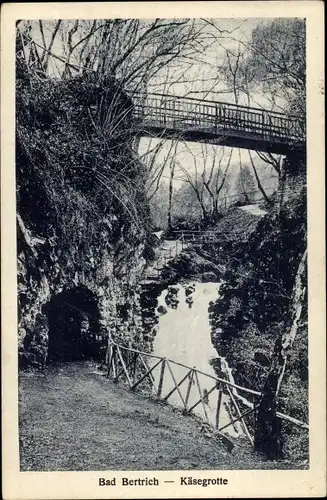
(43, 285), (101, 362)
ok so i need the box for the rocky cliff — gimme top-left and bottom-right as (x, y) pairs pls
(16, 69), (150, 369)
(208, 156), (308, 459)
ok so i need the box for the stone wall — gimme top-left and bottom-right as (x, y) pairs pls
(17, 206), (149, 367)
(17, 211), (148, 369)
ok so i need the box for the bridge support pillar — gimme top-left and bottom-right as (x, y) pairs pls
(279, 149), (306, 206)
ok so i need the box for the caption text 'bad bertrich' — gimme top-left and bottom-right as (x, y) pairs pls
(99, 477), (228, 487)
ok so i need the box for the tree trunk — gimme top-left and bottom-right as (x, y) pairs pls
(254, 249), (307, 458)
(167, 162), (175, 231)
(248, 150), (272, 204)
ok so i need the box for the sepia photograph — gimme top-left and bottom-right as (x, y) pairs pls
(1, 2), (325, 499)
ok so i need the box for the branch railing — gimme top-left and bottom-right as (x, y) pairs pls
(105, 339), (309, 447)
(146, 235), (186, 279)
(170, 229), (253, 246)
(145, 225), (254, 280)
(172, 230), (231, 245)
(145, 191), (276, 278)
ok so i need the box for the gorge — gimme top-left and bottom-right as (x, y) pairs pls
(16, 17), (308, 469)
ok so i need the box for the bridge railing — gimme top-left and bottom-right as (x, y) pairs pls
(171, 230), (245, 244)
(217, 186), (277, 211)
(105, 340), (309, 447)
(146, 235), (186, 279)
(132, 92), (305, 143)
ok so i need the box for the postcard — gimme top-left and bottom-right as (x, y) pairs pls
(1, 1), (325, 498)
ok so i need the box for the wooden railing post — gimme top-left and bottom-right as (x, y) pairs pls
(106, 341), (113, 378)
(139, 354), (156, 385)
(157, 358), (166, 399)
(111, 345), (117, 380)
(226, 385), (253, 445)
(183, 368), (195, 413)
(116, 346), (133, 387)
(132, 352), (138, 385)
(163, 369), (192, 403)
(131, 358), (162, 392)
(215, 382), (223, 429)
(194, 370), (209, 424)
(166, 360), (186, 407)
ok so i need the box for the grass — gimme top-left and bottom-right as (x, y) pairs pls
(19, 361), (303, 471)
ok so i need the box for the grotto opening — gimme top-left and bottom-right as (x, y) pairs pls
(44, 286), (101, 363)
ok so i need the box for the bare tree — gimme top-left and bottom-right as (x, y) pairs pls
(248, 151), (273, 204)
(175, 145), (209, 223)
(173, 143), (232, 222)
(215, 19), (304, 191)
(17, 19), (209, 93)
(205, 18), (305, 116)
(167, 143), (179, 231)
(201, 145), (233, 216)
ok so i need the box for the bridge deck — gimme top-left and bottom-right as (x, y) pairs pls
(132, 93), (305, 155)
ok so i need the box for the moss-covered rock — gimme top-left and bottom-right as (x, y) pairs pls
(209, 172), (307, 460)
(16, 70), (150, 368)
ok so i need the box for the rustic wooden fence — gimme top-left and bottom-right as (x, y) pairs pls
(146, 230), (233, 278)
(172, 230), (234, 245)
(106, 340), (309, 446)
(145, 236), (185, 279)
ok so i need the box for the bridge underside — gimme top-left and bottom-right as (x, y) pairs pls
(134, 124), (305, 155)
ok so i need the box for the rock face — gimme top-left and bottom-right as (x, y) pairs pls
(16, 72), (150, 369)
(207, 154), (308, 460)
(161, 247), (224, 283)
(139, 282), (166, 349)
(17, 209), (147, 369)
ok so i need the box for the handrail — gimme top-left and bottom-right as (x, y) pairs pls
(132, 91), (302, 119)
(110, 339), (261, 395)
(172, 230), (246, 235)
(108, 340), (309, 410)
(131, 92), (306, 150)
(106, 338), (308, 447)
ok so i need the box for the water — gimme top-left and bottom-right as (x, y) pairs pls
(152, 282), (241, 437)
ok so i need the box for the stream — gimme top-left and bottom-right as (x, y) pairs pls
(152, 282), (243, 437)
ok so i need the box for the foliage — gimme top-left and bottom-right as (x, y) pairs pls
(238, 18), (306, 117)
(16, 61), (150, 273)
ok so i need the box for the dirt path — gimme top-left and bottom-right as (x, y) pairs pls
(19, 362), (292, 471)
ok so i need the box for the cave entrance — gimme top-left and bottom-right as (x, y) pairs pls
(44, 286), (101, 363)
